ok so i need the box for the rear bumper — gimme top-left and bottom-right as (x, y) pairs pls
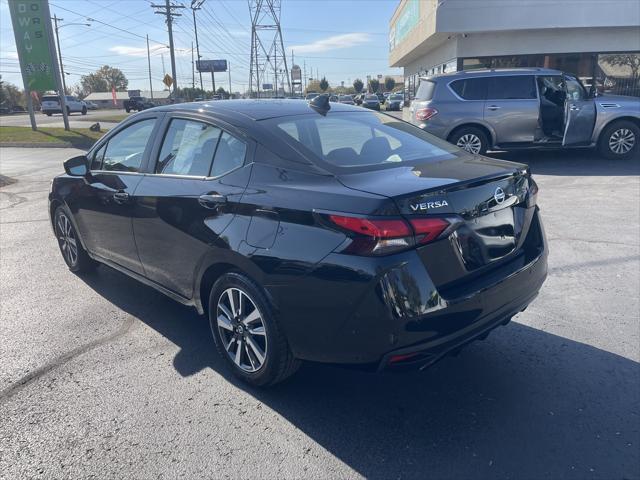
(269, 210), (548, 367)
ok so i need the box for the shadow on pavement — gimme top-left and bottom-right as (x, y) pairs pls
(487, 148), (640, 177)
(82, 265), (640, 480)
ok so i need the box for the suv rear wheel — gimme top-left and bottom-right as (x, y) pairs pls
(599, 120), (639, 160)
(449, 126), (489, 155)
(208, 272), (300, 386)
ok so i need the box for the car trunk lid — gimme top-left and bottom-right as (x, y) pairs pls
(337, 155), (534, 276)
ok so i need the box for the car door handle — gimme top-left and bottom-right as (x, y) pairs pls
(487, 105), (501, 111)
(113, 191), (130, 204)
(570, 104), (580, 111)
(198, 193), (227, 209)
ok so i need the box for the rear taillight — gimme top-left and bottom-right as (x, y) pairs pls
(409, 218), (450, 244)
(415, 107), (438, 121)
(328, 214), (449, 256)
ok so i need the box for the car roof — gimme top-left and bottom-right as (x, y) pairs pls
(422, 67), (564, 81)
(153, 98), (362, 121)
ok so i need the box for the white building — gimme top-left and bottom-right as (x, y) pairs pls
(389, 0), (640, 98)
(83, 90), (171, 108)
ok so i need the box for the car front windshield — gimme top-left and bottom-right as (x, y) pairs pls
(265, 112), (458, 171)
(365, 95), (377, 100)
(390, 95), (403, 100)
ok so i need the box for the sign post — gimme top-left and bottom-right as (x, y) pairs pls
(8, 0), (61, 130)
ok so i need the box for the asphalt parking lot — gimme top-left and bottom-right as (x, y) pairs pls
(0, 146), (638, 479)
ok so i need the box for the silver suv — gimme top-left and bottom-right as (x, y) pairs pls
(409, 68), (639, 160)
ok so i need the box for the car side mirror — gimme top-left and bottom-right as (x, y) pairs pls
(63, 155), (89, 177)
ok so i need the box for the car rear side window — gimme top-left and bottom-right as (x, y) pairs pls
(487, 75), (537, 100)
(415, 80), (436, 100)
(100, 118), (156, 172)
(450, 78), (487, 100)
(210, 132), (247, 177)
(156, 119), (221, 176)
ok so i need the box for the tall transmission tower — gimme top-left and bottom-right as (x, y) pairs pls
(248, 0), (290, 98)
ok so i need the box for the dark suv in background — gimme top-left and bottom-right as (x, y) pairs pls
(409, 68), (639, 160)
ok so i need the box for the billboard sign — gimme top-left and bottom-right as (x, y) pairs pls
(196, 59), (227, 73)
(395, 0), (419, 46)
(262, 83), (273, 90)
(291, 64), (302, 84)
(8, 0), (57, 91)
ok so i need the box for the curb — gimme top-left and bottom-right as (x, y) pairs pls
(0, 142), (73, 148)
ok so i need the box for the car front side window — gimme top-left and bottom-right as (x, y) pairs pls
(565, 76), (587, 101)
(101, 118), (157, 172)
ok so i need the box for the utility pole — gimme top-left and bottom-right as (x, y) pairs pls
(228, 61), (232, 98)
(211, 71), (216, 94)
(303, 61), (306, 91)
(248, 0), (290, 99)
(191, 41), (195, 90)
(52, 15), (67, 94)
(152, 0), (184, 99)
(191, 0), (204, 92)
(147, 34), (154, 100)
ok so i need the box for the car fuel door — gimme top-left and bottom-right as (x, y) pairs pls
(563, 75), (597, 146)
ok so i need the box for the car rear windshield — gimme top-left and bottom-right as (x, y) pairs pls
(415, 80), (436, 100)
(42, 95), (59, 102)
(365, 95), (378, 100)
(265, 112), (457, 171)
(390, 95), (403, 100)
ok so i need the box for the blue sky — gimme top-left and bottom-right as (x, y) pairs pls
(0, 0), (402, 93)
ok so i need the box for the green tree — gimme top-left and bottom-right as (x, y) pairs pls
(384, 77), (396, 92)
(216, 87), (228, 99)
(319, 77), (329, 92)
(305, 80), (322, 94)
(368, 78), (380, 93)
(80, 73), (108, 94)
(353, 78), (364, 93)
(80, 65), (128, 94)
(0, 78), (25, 109)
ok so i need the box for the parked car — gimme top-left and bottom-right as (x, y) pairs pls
(85, 101), (98, 110)
(338, 95), (355, 105)
(386, 94), (404, 111)
(409, 68), (640, 160)
(49, 99), (547, 386)
(123, 96), (155, 113)
(361, 94), (381, 110)
(329, 95), (339, 103)
(41, 95), (87, 116)
(305, 92), (319, 100)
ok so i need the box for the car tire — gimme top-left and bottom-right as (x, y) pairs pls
(208, 272), (300, 387)
(449, 126), (489, 155)
(53, 206), (97, 273)
(125, 107), (130, 113)
(81, 106), (87, 115)
(598, 120), (639, 160)
(66, 107), (71, 116)
(46, 112), (52, 116)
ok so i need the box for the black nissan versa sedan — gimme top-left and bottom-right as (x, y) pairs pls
(49, 97), (548, 386)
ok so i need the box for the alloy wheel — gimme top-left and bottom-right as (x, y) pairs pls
(609, 128), (635, 155)
(456, 134), (482, 154)
(216, 287), (267, 373)
(56, 213), (78, 266)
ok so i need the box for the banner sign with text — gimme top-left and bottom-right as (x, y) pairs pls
(8, 0), (57, 91)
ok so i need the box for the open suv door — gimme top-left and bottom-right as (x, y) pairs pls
(562, 75), (596, 146)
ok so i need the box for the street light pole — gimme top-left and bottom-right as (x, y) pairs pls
(51, 16), (91, 95)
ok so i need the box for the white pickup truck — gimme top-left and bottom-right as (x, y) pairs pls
(41, 95), (87, 116)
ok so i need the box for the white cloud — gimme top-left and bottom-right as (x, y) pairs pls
(109, 45), (191, 58)
(290, 33), (372, 54)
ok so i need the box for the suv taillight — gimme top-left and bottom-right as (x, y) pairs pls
(328, 214), (449, 255)
(415, 107), (438, 121)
